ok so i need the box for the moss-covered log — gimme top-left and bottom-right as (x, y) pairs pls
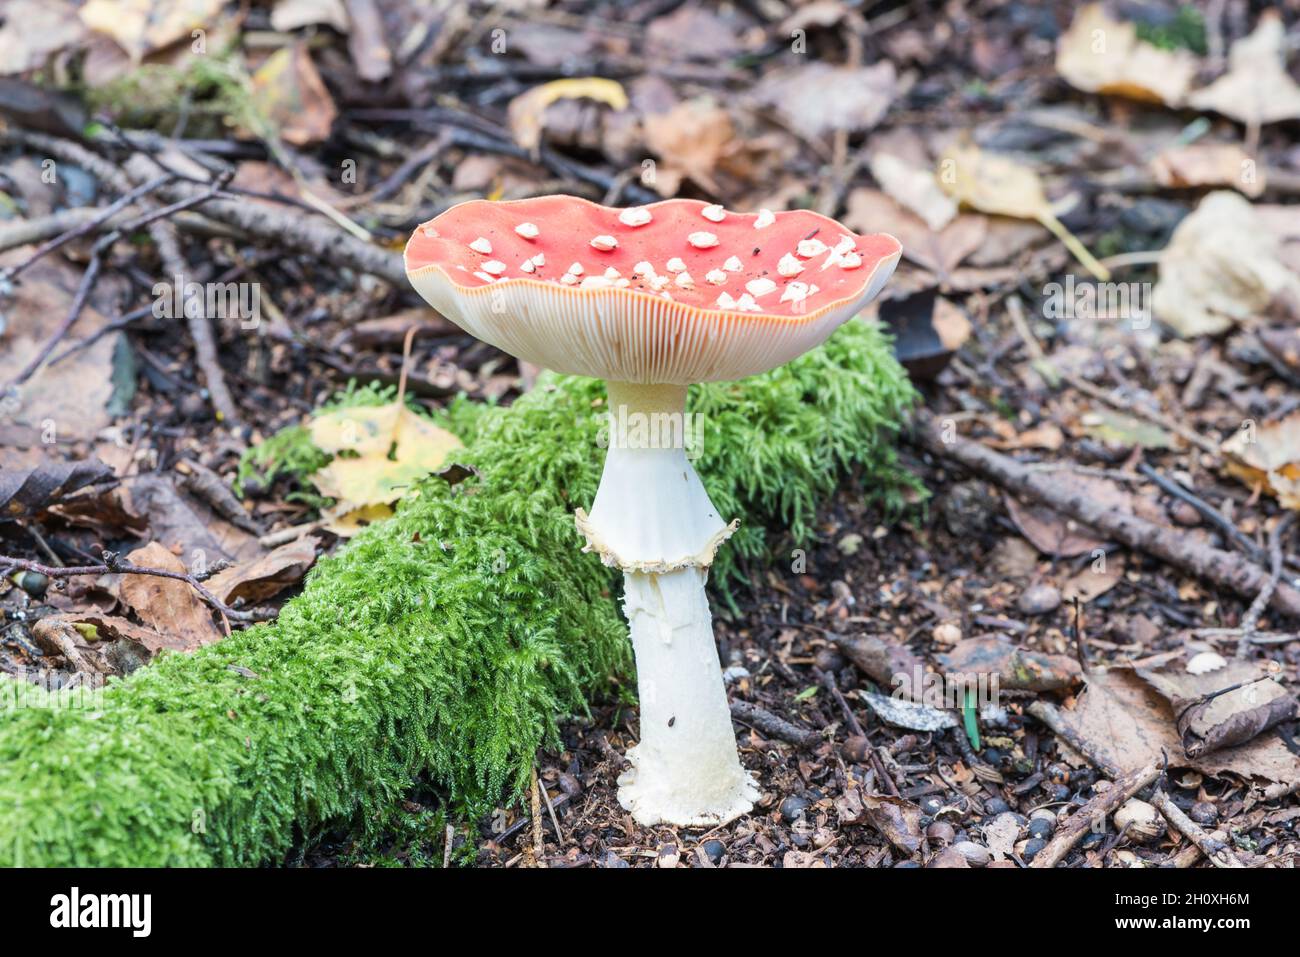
(0, 320), (916, 866)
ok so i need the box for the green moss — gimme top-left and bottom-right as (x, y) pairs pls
(0, 320), (917, 866)
(1135, 6), (1207, 54)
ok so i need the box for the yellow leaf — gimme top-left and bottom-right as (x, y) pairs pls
(1056, 3), (1195, 106)
(1221, 411), (1300, 510)
(507, 77), (628, 152)
(307, 402), (462, 536)
(938, 142), (1110, 281)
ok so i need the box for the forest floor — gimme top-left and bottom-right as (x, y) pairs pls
(2, 0), (1300, 868)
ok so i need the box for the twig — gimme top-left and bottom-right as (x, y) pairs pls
(537, 775), (565, 845)
(176, 458), (263, 535)
(3, 249), (102, 389)
(729, 699), (821, 749)
(0, 174), (172, 281)
(1062, 372), (1221, 458)
(1149, 789), (1246, 868)
(1027, 700), (1123, 778)
(1234, 513), (1297, 658)
(529, 765), (545, 867)
(1137, 463), (1264, 563)
(1029, 763), (1161, 868)
(0, 553), (272, 623)
(913, 412), (1300, 619)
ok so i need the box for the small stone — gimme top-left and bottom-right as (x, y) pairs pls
(721, 665), (750, 684)
(984, 796), (1010, 816)
(557, 773), (582, 797)
(1079, 831), (1105, 850)
(1018, 582), (1061, 615)
(927, 846), (970, 868)
(1168, 500), (1202, 526)
(700, 839), (725, 865)
(780, 794), (811, 823)
(841, 735), (872, 764)
(953, 841), (990, 867)
(14, 570), (48, 599)
(1021, 837), (1047, 862)
(1189, 801), (1218, 826)
(657, 843), (680, 868)
(932, 622), (962, 646)
(920, 795), (944, 816)
(1028, 817), (1054, 840)
(927, 820), (955, 844)
(600, 850), (629, 868)
(1115, 798), (1165, 844)
(813, 648), (845, 672)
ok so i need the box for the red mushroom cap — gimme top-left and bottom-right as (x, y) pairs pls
(405, 195), (901, 384)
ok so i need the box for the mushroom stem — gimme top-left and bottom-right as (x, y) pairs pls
(580, 381), (755, 826)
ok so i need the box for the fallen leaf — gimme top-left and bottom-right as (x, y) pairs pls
(309, 402), (462, 536)
(79, 0), (223, 63)
(205, 535), (320, 606)
(869, 152), (957, 231)
(857, 689), (958, 732)
(982, 812), (1021, 861)
(1221, 410), (1300, 508)
(43, 612), (182, 659)
(1135, 659), (1296, 757)
(1056, 3), (1196, 106)
(642, 99), (735, 195)
(938, 141), (1110, 280)
(113, 542), (223, 649)
(270, 0), (349, 33)
(1152, 190), (1300, 337)
(0, 264), (117, 443)
(0, 459), (113, 518)
(1061, 554), (1124, 604)
(755, 61), (895, 142)
(1188, 11), (1300, 127)
(845, 187), (986, 282)
(1047, 667), (1300, 788)
(1080, 408), (1177, 450)
(0, 0), (86, 76)
(860, 794), (923, 855)
(507, 77), (628, 153)
(249, 43), (338, 146)
(645, 4), (747, 62)
(939, 639), (1081, 693)
(1151, 143), (1264, 198)
(832, 633), (925, 697)
(343, 0), (390, 82)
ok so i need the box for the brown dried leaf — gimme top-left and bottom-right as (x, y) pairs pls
(1050, 667), (1300, 787)
(0, 459), (113, 518)
(642, 99), (735, 195)
(755, 61), (895, 142)
(1135, 659), (1297, 757)
(249, 43), (338, 146)
(1061, 554), (1124, 604)
(114, 542), (222, 649)
(79, 0), (223, 63)
(205, 535), (320, 606)
(1151, 143), (1264, 198)
(832, 633), (924, 697)
(861, 794), (923, 855)
(939, 638), (1081, 693)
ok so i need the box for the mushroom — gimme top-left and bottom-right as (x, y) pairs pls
(405, 196), (901, 826)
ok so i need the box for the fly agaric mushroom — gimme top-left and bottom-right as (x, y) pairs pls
(405, 196), (900, 826)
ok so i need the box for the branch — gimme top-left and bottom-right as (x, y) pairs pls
(912, 411), (1300, 619)
(0, 553), (273, 623)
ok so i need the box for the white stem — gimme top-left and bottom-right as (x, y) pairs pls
(579, 382), (755, 827)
